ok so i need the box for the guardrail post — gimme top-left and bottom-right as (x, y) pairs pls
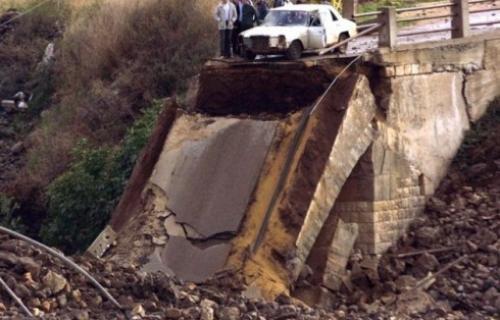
(451, 0), (470, 38)
(379, 7), (396, 49)
(342, 0), (357, 21)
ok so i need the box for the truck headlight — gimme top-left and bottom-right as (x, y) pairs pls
(269, 37), (279, 47)
(278, 35), (287, 47)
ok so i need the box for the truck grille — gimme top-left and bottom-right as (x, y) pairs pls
(250, 36), (270, 50)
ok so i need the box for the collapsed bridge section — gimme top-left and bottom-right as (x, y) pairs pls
(89, 34), (499, 305)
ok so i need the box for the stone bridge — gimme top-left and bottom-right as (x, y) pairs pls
(88, 16), (500, 306)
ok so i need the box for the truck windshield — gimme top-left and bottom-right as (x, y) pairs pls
(262, 10), (309, 27)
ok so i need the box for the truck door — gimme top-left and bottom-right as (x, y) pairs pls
(320, 9), (340, 45)
(307, 11), (326, 49)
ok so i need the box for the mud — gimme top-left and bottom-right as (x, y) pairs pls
(195, 59), (356, 115)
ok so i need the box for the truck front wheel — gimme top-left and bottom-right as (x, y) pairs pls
(286, 41), (302, 60)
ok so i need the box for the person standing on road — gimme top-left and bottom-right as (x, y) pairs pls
(255, 0), (269, 23)
(273, 0), (284, 7)
(240, 0), (258, 32)
(215, 0), (238, 58)
(232, 0), (244, 55)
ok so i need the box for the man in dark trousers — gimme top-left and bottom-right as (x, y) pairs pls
(233, 0), (257, 56)
(273, 0), (285, 7)
(240, 0), (258, 31)
(215, 0), (238, 58)
(255, 0), (269, 22)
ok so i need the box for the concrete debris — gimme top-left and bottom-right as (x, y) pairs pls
(41, 271), (68, 295)
(161, 237), (232, 283)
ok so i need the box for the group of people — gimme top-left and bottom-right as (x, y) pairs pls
(215, 0), (291, 58)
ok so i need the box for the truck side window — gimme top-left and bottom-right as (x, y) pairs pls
(310, 12), (321, 26)
(330, 11), (338, 21)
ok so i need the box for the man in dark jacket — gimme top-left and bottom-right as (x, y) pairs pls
(240, 0), (258, 31)
(255, 0), (269, 22)
(233, 0), (257, 55)
(273, 0), (285, 7)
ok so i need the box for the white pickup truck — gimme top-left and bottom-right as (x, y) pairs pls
(239, 4), (357, 60)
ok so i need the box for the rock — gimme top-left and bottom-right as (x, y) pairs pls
(0, 250), (18, 265)
(32, 308), (43, 317)
(416, 253), (440, 272)
(57, 294), (68, 308)
(18, 257), (41, 278)
(467, 163), (488, 177)
(416, 227), (440, 247)
(165, 307), (183, 319)
(429, 197), (447, 211)
(395, 275), (417, 292)
(73, 310), (90, 320)
(219, 306), (240, 320)
(72, 289), (83, 303)
(152, 236), (167, 246)
(28, 297), (41, 308)
(42, 271), (68, 294)
(200, 299), (217, 320)
(396, 290), (435, 315)
(433, 300), (451, 316)
(493, 296), (500, 311)
(41, 300), (51, 312)
(483, 287), (499, 302)
(132, 304), (146, 317)
(335, 310), (346, 318)
(10, 141), (24, 154)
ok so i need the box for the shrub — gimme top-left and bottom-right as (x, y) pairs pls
(40, 101), (164, 253)
(21, 0), (216, 195)
(0, 194), (27, 233)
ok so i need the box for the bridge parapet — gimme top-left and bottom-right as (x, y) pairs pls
(345, 0), (500, 49)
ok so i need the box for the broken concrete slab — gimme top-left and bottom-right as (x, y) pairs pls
(150, 115), (278, 237)
(464, 69), (500, 122)
(161, 237), (231, 283)
(141, 247), (175, 276)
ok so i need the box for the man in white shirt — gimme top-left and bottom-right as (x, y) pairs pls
(215, 0), (238, 58)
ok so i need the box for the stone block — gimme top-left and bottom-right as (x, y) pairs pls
(395, 65), (406, 76)
(404, 64), (413, 75)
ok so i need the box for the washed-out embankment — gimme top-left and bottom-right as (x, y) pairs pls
(89, 34), (499, 306)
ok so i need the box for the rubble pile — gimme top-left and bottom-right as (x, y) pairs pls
(0, 232), (343, 319)
(326, 110), (500, 319)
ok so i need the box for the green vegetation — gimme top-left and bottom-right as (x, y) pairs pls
(40, 101), (164, 253)
(0, 194), (26, 233)
(0, 0), (215, 251)
(358, 0), (406, 13)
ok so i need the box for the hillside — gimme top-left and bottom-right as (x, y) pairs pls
(0, 0), (216, 248)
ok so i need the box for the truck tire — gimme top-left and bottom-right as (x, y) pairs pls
(245, 50), (257, 60)
(337, 33), (349, 54)
(286, 41), (302, 60)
